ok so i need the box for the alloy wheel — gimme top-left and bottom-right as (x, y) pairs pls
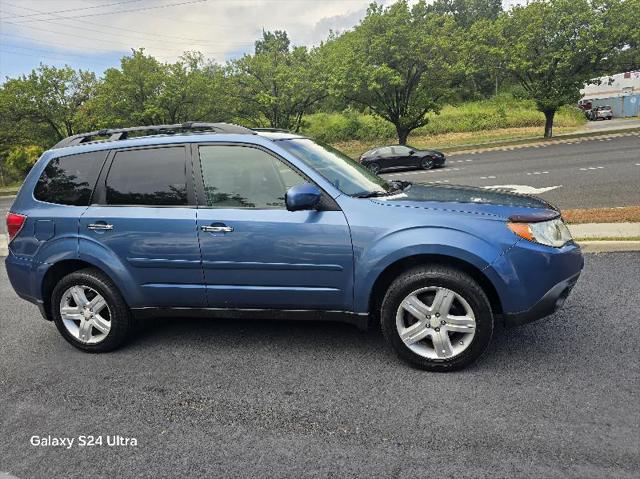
(395, 286), (476, 359)
(421, 158), (434, 169)
(59, 285), (111, 344)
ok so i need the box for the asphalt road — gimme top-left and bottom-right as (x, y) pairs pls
(381, 133), (640, 209)
(1, 253), (638, 478)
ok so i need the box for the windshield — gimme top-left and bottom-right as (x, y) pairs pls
(277, 138), (391, 197)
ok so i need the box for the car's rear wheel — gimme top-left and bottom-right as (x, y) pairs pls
(380, 266), (493, 371)
(51, 268), (133, 352)
(367, 162), (381, 174)
(420, 157), (434, 170)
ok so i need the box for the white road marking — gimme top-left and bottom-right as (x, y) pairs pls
(579, 166), (605, 171)
(526, 171), (550, 175)
(483, 185), (562, 194)
(479, 175), (497, 179)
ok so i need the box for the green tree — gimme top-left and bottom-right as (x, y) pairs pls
(0, 65), (96, 146)
(501, 0), (628, 138)
(5, 145), (44, 176)
(326, 1), (458, 144)
(603, 0), (640, 72)
(423, 0), (502, 28)
(227, 30), (327, 131)
(82, 49), (231, 128)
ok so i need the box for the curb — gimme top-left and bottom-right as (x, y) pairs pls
(568, 222), (640, 239)
(577, 240), (640, 253)
(0, 235), (7, 257)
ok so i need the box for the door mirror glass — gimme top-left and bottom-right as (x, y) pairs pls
(285, 183), (321, 211)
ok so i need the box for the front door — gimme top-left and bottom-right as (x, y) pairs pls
(79, 145), (205, 308)
(194, 143), (354, 311)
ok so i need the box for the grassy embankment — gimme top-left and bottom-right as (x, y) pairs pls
(301, 96), (586, 158)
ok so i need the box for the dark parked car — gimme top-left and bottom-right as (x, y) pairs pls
(359, 145), (445, 174)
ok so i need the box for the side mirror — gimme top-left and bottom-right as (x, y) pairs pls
(285, 183), (322, 212)
(408, 150), (415, 155)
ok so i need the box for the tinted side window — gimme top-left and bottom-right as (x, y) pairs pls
(379, 147), (393, 157)
(105, 147), (187, 206)
(392, 146), (411, 155)
(199, 145), (305, 209)
(34, 152), (105, 206)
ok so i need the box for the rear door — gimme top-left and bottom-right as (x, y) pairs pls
(79, 145), (205, 308)
(193, 143), (354, 311)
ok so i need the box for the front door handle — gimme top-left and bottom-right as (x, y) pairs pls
(87, 223), (113, 231)
(201, 224), (233, 233)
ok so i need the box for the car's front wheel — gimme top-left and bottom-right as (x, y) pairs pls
(381, 266), (493, 371)
(367, 162), (381, 174)
(420, 157), (434, 170)
(51, 268), (133, 352)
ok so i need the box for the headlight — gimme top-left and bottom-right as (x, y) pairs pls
(507, 218), (573, 247)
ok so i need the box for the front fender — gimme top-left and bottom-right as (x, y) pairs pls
(354, 226), (507, 312)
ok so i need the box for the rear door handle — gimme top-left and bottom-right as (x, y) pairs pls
(201, 225), (233, 233)
(87, 223), (113, 231)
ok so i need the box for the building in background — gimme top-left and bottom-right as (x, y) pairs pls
(579, 71), (640, 118)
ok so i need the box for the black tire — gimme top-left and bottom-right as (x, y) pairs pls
(420, 157), (434, 170)
(368, 162), (381, 174)
(380, 266), (493, 372)
(51, 268), (133, 353)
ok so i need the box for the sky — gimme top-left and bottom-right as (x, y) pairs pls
(0, 0), (518, 80)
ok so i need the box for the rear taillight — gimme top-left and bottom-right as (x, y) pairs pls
(6, 212), (27, 242)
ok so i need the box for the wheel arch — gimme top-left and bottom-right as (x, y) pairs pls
(40, 259), (127, 321)
(367, 254), (503, 326)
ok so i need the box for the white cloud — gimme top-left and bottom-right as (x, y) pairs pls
(0, 0), (383, 63)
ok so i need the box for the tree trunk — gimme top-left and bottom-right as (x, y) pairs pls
(543, 109), (556, 138)
(395, 125), (409, 145)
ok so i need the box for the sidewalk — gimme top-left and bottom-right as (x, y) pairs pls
(568, 222), (640, 239)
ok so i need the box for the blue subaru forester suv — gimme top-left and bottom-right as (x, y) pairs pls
(5, 123), (583, 371)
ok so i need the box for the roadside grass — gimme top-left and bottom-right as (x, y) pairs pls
(332, 125), (582, 158)
(562, 206), (640, 224)
(303, 95), (586, 157)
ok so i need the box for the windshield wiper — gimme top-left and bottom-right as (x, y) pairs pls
(353, 181), (412, 198)
(389, 180), (412, 191)
(352, 190), (390, 198)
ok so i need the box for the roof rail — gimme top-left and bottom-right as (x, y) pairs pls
(252, 127), (292, 133)
(52, 122), (256, 149)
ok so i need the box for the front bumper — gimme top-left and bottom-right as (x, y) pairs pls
(502, 271), (581, 326)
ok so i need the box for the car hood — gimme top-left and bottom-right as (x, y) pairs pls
(372, 183), (557, 220)
(418, 149), (444, 157)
